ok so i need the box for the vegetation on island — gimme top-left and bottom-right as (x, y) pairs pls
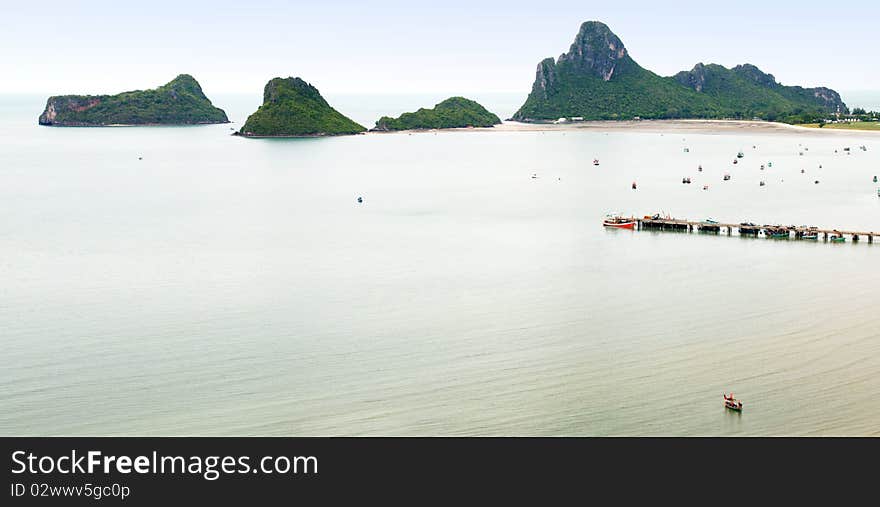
(801, 121), (880, 131)
(513, 21), (847, 124)
(373, 97), (501, 131)
(237, 77), (365, 137)
(38, 75), (228, 126)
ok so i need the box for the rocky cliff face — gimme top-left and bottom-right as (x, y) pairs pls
(39, 96), (105, 125)
(673, 63), (708, 92)
(557, 21), (629, 81)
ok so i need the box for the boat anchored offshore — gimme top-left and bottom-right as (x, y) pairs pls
(603, 214), (635, 229)
(593, 159), (600, 166)
(723, 393), (743, 412)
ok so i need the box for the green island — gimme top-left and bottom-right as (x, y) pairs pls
(513, 21), (846, 124)
(237, 77), (365, 137)
(373, 97), (501, 131)
(38, 75), (228, 126)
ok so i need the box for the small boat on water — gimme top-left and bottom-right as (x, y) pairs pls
(733, 159), (738, 165)
(760, 164), (765, 170)
(632, 181), (637, 190)
(698, 164), (703, 172)
(723, 393), (743, 412)
(603, 214), (635, 229)
(593, 159), (600, 166)
(874, 175), (878, 183)
(682, 176), (692, 184)
(684, 147), (690, 153)
(802, 233), (819, 240)
(723, 173), (731, 181)
(737, 151), (744, 158)
(768, 162), (773, 168)
(704, 218), (719, 224)
(830, 235), (846, 243)
(759, 180), (766, 187)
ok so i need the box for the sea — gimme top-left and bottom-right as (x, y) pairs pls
(1, 91), (879, 436)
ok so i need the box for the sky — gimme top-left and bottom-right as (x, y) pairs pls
(2, 0), (878, 98)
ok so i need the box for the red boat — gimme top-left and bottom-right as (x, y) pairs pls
(723, 393), (743, 411)
(603, 215), (635, 229)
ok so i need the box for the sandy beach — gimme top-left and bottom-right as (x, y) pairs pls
(368, 119), (880, 136)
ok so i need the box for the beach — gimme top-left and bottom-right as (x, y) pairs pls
(368, 119), (880, 136)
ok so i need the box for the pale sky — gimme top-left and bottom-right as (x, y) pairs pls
(2, 0), (877, 97)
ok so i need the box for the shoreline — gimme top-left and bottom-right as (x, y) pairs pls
(365, 119), (880, 136)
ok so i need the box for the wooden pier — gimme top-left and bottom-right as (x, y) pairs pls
(632, 217), (875, 244)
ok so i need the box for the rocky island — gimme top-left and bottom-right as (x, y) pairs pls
(513, 21), (846, 123)
(373, 97), (501, 131)
(236, 77), (365, 137)
(38, 74), (228, 126)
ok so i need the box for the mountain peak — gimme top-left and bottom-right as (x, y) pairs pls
(557, 21), (629, 81)
(732, 64), (777, 87)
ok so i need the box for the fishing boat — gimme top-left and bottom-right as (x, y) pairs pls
(593, 159), (600, 166)
(873, 175), (877, 183)
(632, 181), (637, 190)
(723, 393), (743, 412)
(704, 218), (719, 224)
(684, 147), (690, 153)
(801, 233), (818, 240)
(765, 225), (789, 238)
(760, 164), (765, 170)
(737, 151), (744, 158)
(830, 233), (845, 243)
(723, 173), (731, 181)
(732, 159), (738, 165)
(768, 162), (773, 168)
(759, 181), (766, 187)
(603, 214), (635, 229)
(698, 164), (703, 172)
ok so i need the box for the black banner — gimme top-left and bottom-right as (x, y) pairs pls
(3, 438), (876, 505)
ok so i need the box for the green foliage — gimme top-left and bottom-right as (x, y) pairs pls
(374, 97), (501, 130)
(239, 77), (365, 137)
(514, 51), (843, 124)
(39, 75), (228, 126)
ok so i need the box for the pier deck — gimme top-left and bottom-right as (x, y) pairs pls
(632, 217), (875, 243)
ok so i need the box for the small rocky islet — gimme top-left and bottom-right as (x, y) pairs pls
(234, 77), (366, 137)
(38, 74), (228, 126)
(372, 97), (501, 131)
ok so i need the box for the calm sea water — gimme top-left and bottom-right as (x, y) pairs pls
(1, 93), (879, 436)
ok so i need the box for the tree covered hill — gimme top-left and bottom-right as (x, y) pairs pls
(513, 21), (846, 123)
(373, 97), (501, 131)
(38, 75), (229, 126)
